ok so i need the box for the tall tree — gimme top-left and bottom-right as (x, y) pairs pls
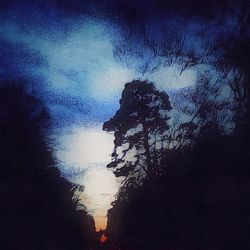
(103, 80), (171, 186)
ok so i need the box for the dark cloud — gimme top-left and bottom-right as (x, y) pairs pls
(0, 0), (240, 20)
(0, 37), (47, 82)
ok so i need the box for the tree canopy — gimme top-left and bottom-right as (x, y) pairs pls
(103, 80), (172, 185)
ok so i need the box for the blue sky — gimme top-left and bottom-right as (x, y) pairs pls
(0, 6), (125, 125)
(0, 1), (207, 129)
(0, 0), (239, 131)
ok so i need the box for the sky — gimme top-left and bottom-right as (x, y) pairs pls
(0, 1), (239, 129)
(0, 0), (240, 230)
(0, 0), (219, 129)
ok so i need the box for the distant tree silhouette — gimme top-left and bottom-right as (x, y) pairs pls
(175, 72), (231, 145)
(215, 6), (250, 133)
(103, 80), (171, 185)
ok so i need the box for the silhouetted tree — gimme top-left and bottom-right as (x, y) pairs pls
(104, 80), (171, 185)
(113, 0), (249, 138)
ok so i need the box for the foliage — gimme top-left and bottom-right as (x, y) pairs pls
(0, 81), (96, 250)
(106, 132), (250, 250)
(105, 4), (250, 247)
(103, 80), (171, 186)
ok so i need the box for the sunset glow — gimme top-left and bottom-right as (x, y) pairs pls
(54, 125), (122, 231)
(100, 234), (108, 243)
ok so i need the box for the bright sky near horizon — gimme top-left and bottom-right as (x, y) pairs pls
(53, 124), (123, 230)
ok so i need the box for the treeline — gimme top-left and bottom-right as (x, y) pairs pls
(0, 81), (96, 250)
(103, 9), (250, 247)
(106, 128), (250, 249)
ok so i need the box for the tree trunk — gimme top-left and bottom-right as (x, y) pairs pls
(142, 124), (152, 177)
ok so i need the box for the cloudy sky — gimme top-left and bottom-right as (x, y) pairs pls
(0, 0), (240, 172)
(1, 0), (233, 129)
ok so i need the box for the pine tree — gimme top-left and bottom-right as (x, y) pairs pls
(103, 80), (171, 185)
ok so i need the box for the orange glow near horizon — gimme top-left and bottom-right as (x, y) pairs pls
(95, 216), (107, 232)
(59, 126), (123, 234)
(100, 234), (108, 243)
